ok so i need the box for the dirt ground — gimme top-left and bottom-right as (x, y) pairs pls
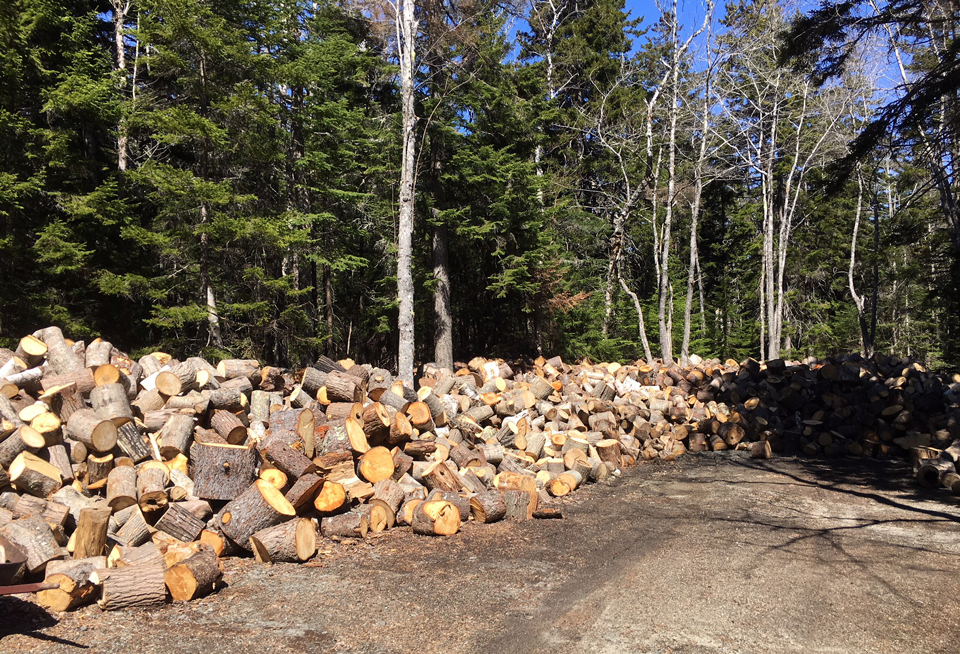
(3, 453), (960, 654)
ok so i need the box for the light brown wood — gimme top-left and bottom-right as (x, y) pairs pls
(313, 481), (346, 513)
(73, 506), (112, 559)
(0, 514), (65, 573)
(469, 490), (506, 523)
(358, 446), (395, 483)
(411, 499), (460, 536)
(65, 408), (118, 453)
(165, 545), (222, 601)
(10, 451), (62, 497)
(38, 557), (103, 611)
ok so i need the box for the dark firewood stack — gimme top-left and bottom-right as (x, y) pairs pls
(3, 327), (960, 611)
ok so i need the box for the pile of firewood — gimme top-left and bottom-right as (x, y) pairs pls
(2, 327), (960, 612)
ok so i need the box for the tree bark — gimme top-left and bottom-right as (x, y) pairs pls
(433, 221), (453, 370)
(395, 0), (418, 386)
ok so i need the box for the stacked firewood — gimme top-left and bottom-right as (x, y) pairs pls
(2, 327), (960, 612)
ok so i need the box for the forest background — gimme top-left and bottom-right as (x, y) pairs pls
(1, 0), (958, 376)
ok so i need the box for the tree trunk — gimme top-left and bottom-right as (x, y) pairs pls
(199, 203), (223, 349)
(433, 221), (453, 370)
(396, 0), (419, 386)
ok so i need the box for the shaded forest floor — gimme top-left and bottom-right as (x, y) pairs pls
(3, 453), (960, 654)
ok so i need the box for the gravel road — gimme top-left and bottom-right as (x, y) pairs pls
(3, 454), (960, 654)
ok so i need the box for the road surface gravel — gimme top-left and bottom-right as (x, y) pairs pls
(2, 453), (959, 654)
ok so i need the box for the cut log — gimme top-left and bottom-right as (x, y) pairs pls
(16, 335), (48, 368)
(112, 507), (151, 548)
(41, 368), (96, 395)
(358, 446), (395, 483)
(37, 326), (84, 375)
(72, 506), (112, 559)
(503, 489), (530, 521)
(65, 408), (118, 453)
(38, 556), (102, 611)
(323, 372), (363, 403)
(269, 408), (316, 458)
(10, 451), (62, 497)
(469, 490), (506, 523)
(165, 545), (222, 601)
(85, 453), (114, 490)
(219, 479), (296, 549)
(313, 481), (346, 513)
(411, 499), (460, 536)
(0, 514), (65, 574)
(263, 432), (317, 479)
(210, 409), (247, 445)
(368, 478), (404, 529)
(750, 440), (773, 460)
(321, 512), (367, 539)
(217, 359), (260, 384)
(158, 413), (194, 459)
(0, 426), (45, 468)
(189, 441), (257, 501)
(250, 517), (317, 563)
(549, 470), (582, 497)
(345, 417), (370, 453)
(95, 562), (167, 610)
(89, 382), (134, 427)
(137, 462), (170, 513)
(284, 473), (324, 510)
(106, 466), (138, 512)
(154, 502), (206, 543)
(116, 421), (151, 463)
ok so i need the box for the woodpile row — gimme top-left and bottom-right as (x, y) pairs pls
(2, 328), (960, 612)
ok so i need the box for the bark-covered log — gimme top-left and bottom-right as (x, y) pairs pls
(469, 490), (506, 523)
(411, 499), (460, 536)
(249, 517), (316, 563)
(89, 382), (135, 427)
(10, 451), (62, 497)
(189, 441), (257, 501)
(106, 465), (138, 512)
(73, 506), (112, 559)
(219, 479), (296, 550)
(0, 514), (65, 573)
(0, 426), (44, 468)
(263, 430), (316, 479)
(112, 507), (151, 548)
(210, 409), (247, 445)
(136, 462), (170, 513)
(320, 512), (367, 539)
(38, 556), (103, 612)
(95, 562), (167, 610)
(269, 408), (315, 458)
(165, 545), (222, 601)
(158, 413), (194, 459)
(284, 473), (325, 510)
(154, 502), (207, 543)
(37, 326), (84, 375)
(65, 408), (118, 453)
